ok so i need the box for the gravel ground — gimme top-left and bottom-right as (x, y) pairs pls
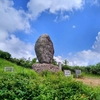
(76, 77), (100, 86)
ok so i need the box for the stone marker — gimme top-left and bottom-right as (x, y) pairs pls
(35, 34), (54, 64)
(4, 67), (14, 72)
(64, 70), (71, 76)
(32, 34), (60, 73)
(58, 62), (62, 70)
(75, 70), (81, 78)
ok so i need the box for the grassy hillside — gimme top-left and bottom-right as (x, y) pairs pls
(0, 58), (37, 76)
(0, 58), (100, 100)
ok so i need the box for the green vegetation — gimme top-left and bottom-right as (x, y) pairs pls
(0, 50), (37, 68)
(62, 63), (100, 76)
(1, 49), (100, 76)
(0, 50), (11, 60)
(0, 50), (58, 68)
(0, 50), (100, 99)
(0, 58), (100, 100)
(0, 58), (38, 76)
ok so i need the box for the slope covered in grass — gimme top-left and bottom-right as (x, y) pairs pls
(0, 58), (100, 100)
(0, 58), (37, 76)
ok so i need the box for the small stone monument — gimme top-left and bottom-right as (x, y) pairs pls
(75, 70), (81, 78)
(58, 62), (62, 70)
(64, 70), (71, 77)
(32, 34), (60, 73)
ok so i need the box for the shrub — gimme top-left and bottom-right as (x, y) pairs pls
(0, 50), (11, 60)
(85, 64), (100, 75)
(0, 72), (100, 100)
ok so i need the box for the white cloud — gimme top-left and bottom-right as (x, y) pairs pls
(92, 32), (100, 52)
(0, 30), (9, 42)
(66, 32), (100, 66)
(93, 0), (99, 4)
(54, 16), (58, 23)
(86, 0), (100, 6)
(67, 50), (100, 66)
(49, 0), (84, 13)
(0, 0), (31, 33)
(72, 25), (76, 28)
(61, 15), (69, 21)
(0, 31), (34, 59)
(27, 0), (84, 20)
(0, 0), (34, 59)
(27, 0), (51, 20)
(54, 14), (69, 22)
(54, 56), (64, 63)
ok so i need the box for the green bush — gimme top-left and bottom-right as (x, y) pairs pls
(85, 64), (100, 75)
(62, 65), (74, 72)
(62, 63), (100, 76)
(0, 50), (11, 60)
(0, 72), (100, 100)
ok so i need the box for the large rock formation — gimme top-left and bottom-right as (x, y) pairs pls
(33, 34), (60, 73)
(35, 34), (54, 64)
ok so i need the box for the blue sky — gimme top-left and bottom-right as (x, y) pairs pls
(0, 0), (100, 66)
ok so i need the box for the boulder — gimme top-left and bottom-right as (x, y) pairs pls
(35, 34), (54, 63)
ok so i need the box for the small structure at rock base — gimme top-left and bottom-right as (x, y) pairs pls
(32, 63), (60, 73)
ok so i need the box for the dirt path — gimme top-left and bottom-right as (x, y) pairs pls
(76, 77), (100, 86)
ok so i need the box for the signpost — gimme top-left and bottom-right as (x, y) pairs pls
(75, 70), (81, 78)
(4, 67), (14, 72)
(64, 70), (71, 77)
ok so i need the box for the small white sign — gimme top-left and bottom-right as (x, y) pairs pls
(64, 70), (71, 76)
(4, 67), (14, 72)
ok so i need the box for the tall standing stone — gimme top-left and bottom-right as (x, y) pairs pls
(35, 34), (54, 64)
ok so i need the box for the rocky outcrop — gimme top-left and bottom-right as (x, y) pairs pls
(33, 34), (60, 73)
(35, 34), (54, 64)
(32, 63), (60, 73)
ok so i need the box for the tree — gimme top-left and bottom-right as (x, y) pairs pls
(0, 50), (11, 60)
(4, 52), (11, 60)
(31, 58), (37, 64)
(63, 60), (68, 65)
(52, 58), (58, 66)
